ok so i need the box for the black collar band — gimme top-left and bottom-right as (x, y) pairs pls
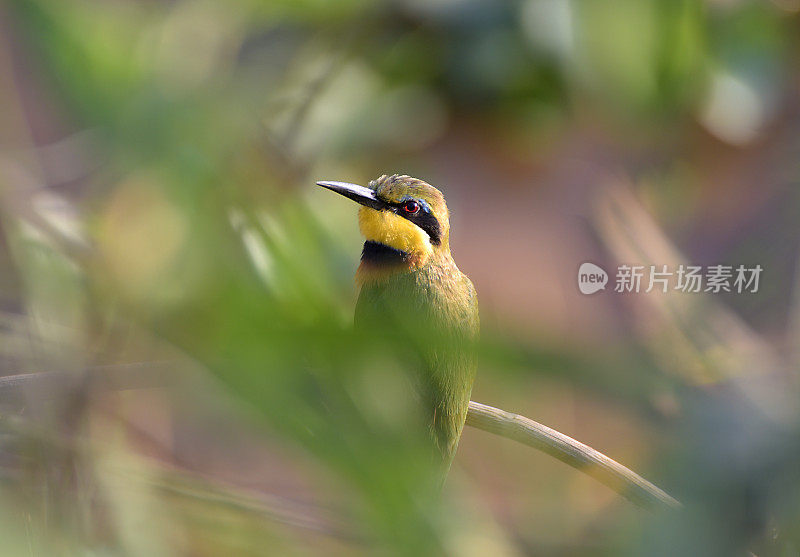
(361, 241), (410, 266)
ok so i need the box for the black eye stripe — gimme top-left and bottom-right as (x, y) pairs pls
(375, 195), (443, 246)
(397, 203), (441, 245)
(410, 212), (442, 245)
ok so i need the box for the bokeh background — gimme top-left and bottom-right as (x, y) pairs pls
(1, 0), (800, 555)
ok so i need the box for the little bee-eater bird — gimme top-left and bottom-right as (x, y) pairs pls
(317, 174), (479, 474)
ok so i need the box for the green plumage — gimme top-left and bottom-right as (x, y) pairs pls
(355, 240), (479, 472)
(355, 252), (479, 468)
(318, 174), (479, 476)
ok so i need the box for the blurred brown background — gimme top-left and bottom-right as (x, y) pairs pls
(1, 1), (799, 555)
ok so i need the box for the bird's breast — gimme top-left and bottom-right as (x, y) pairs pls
(356, 241), (423, 286)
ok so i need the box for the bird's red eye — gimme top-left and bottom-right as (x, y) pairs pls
(403, 200), (420, 214)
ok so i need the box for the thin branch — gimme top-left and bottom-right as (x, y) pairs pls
(466, 401), (681, 510)
(0, 367), (681, 511)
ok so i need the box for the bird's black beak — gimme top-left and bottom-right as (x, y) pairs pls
(316, 181), (385, 211)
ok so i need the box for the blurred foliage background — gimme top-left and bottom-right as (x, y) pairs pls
(1, 0), (800, 555)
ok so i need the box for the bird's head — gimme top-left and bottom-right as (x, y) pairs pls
(317, 174), (450, 268)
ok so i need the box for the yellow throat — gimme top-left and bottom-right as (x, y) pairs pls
(358, 205), (434, 267)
